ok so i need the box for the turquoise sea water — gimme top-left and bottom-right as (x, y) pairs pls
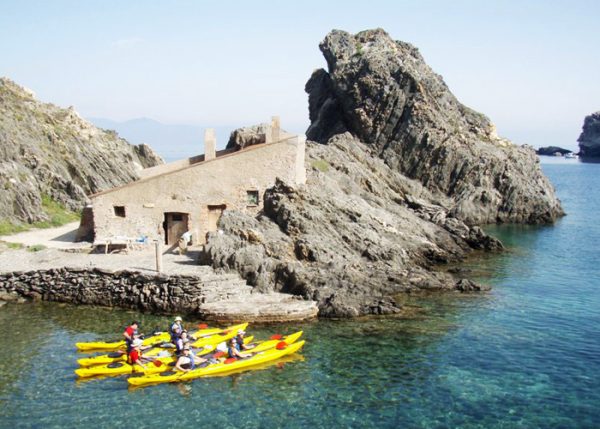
(1, 158), (599, 428)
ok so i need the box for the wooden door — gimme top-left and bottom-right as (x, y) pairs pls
(207, 205), (226, 233)
(163, 212), (188, 245)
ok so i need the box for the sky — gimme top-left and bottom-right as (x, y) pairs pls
(1, 0), (599, 150)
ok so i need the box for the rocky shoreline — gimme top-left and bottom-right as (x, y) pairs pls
(0, 247), (317, 323)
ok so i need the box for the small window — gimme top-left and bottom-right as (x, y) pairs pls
(247, 190), (259, 206)
(114, 206), (126, 217)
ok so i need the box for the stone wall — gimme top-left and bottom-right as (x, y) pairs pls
(0, 267), (252, 315)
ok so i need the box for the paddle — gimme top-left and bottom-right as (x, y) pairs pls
(270, 334), (283, 340)
(197, 323), (209, 329)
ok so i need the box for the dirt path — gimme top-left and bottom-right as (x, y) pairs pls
(0, 222), (89, 250)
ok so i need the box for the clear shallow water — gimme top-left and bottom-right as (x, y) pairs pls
(1, 159), (599, 428)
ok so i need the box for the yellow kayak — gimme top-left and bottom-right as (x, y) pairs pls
(76, 323), (248, 366)
(127, 337), (305, 387)
(74, 327), (250, 378)
(75, 331), (171, 352)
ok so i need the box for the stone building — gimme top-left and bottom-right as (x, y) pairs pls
(78, 118), (306, 249)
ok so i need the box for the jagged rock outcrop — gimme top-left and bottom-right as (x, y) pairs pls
(536, 146), (572, 156)
(0, 78), (163, 225)
(202, 135), (499, 317)
(578, 112), (600, 158)
(202, 29), (566, 318)
(306, 29), (563, 225)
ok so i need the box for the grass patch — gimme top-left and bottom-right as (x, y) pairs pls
(311, 159), (330, 173)
(0, 221), (29, 235)
(27, 244), (46, 252)
(34, 194), (80, 228)
(0, 194), (80, 235)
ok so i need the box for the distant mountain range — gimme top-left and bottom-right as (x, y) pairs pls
(87, 117), (236, 162)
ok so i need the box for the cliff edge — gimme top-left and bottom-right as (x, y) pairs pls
(0, 78), (163, 225)
(306, 29), (563, 225)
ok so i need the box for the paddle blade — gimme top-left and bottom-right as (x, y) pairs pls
(197, 323), (209, 329)
(213, 351), (225, 359)
(153, 360), (163, 367)
(224, 357), (237, 364)
(270, 334), (283, 340)
(276, 341), (288, 350)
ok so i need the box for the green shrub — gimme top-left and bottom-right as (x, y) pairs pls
(4, 241), (24, 249)
(0, 221), (29, 235)
(27, 244), (46, 252)
(311, 159), (330, 173)
(0, 195), (80, 235)
(37, 194), (80, 227)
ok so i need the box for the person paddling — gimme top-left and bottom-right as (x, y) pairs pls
(123, 321), (141, 353)
(227, 337), (250, 359)
(175, 330), (190, 355)
(233, 329), (253, 351)
(169, 316), (184, 344)
(128, 339), (148, 370)
(174, 345), (206, 372)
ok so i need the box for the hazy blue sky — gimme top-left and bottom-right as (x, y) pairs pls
(1, 0), (598, 150)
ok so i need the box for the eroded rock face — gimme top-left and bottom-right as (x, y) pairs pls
(0, 78), (163, 224)
(202, 136), (500, 317)
(578, 112), (600, 158)
(306, 29), (563, 225)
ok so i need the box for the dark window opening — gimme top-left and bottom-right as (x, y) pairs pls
(247, 190), (259, 206)
(114, 206), (126, 217)
(171, 214), (183, 221)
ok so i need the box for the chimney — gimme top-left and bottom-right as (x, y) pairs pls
(271, 116), (280, 143)
(204, 128), (216, 161)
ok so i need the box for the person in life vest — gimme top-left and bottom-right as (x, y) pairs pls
(123, 321), (141, 353)
(233, 329), (254, 351)
(128, 339), (149, 370)
(227, 337), (250, 359)
(174, 345), (206, 372)
(175, 330), (190, 355)
(169, 316), (184, 344)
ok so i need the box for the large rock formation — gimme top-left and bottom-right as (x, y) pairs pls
(203, 135), (499, 317)
(201, 29), (565, 318)
(0, 78), (163, 225)
(578, 112), (600, 158)
(306, 29), (563, 225)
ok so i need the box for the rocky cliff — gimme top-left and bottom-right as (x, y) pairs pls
(203, 134), (501, 317)
(201, 29), (565, 318)
(0, 78), (163, 225)
(578, 112), (600, 157)
(306, 29), (563, 225)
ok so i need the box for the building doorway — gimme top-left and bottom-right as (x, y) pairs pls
(207, 205), (226, 235)
(163, 212), (189, 246)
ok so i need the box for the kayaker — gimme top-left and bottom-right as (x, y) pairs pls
(174, 346), (206, 372)
(228, 337), (250, 359)
(234, 329), (253, 351)
(169, 316), (184, 343)
(123, 321), (141, 353)
(174, 330), (190, 355)
(128, 339), (148, 370)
